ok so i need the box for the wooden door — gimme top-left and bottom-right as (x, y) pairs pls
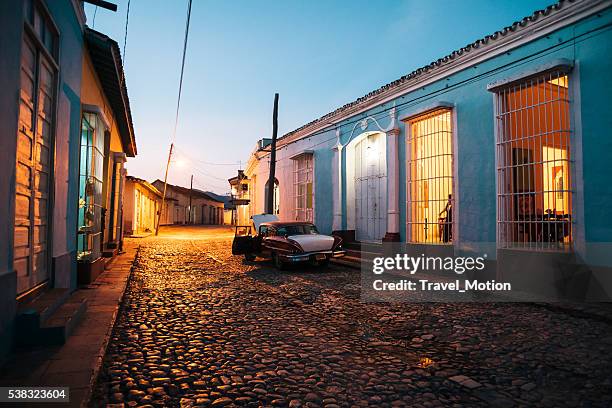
(354, 133), (387, 242)
(14, 38), (54, 295)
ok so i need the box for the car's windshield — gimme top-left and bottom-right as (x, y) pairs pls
(276, 224), (318, 236)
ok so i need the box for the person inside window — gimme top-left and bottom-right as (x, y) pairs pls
(439, 194), (452, 243)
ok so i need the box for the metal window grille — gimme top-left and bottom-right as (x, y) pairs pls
(406, 109), (454, 244)
(77, 112), (105, 260)
(494, 71), (572, 250)
(293, 154), (314, 222)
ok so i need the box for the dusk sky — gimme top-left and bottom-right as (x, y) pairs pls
(85, 0), (553, 195)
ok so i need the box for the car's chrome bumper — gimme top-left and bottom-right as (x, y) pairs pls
(280, 250), (346, 262)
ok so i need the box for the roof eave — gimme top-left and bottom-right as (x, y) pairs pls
(84, 27), (137, 157)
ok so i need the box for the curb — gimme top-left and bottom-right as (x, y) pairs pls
(82, 245), (140, 408)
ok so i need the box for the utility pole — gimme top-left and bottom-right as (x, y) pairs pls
(155, 143), (173, 235)
(188, 174), (193, 224)
(266, 93), (279, 214)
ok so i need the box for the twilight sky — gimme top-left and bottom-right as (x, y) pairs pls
(85, 0), (552, 194)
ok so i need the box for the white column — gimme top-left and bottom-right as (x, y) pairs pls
(384, 127), (401, 241)
(332, 143), (342, 232)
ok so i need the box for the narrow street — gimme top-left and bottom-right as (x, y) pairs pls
(94, 226), (612, 408)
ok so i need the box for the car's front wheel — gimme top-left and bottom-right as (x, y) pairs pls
(272, 252), (286, 270)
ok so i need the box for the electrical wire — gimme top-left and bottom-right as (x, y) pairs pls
(92, 5), (98, 28)
(173, 145), (240, 166)
(122, 0), (131, 62)
(155, 0), (194, 235)
(191, 169), (231, 191)
(253, 23), (611, 157)
(171, 0), (193, 144)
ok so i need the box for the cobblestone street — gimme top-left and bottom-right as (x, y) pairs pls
(94, 226), (612, 408)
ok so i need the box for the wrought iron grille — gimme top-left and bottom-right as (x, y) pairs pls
(406, 109), (454, 244)
(494, 71), (572, 250)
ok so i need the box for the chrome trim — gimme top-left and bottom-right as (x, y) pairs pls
(279, 250), (346, 262)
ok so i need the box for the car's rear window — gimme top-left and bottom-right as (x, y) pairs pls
(277, 225), (318, 236)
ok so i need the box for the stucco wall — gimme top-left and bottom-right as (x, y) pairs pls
(122, 179), (135, 234)
(0, 0), (84, 360)
(81, 49), (128, 246)
(244, 7), (612, 268)
(47, 0), (84, 290)
(150, 181), (224, 224)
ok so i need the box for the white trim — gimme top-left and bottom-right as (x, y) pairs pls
(82, 103), (111, 130)
(70, 0), (86, 29)
(486, 58), (574, 91)
(278, 0), (609, 147)
(569, 62), (586, 258)
(346, 131), (387, 240)
(289, 150), (313, 160)
(399, 101), (455, 123)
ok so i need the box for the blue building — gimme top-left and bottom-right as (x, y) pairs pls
(243, 0), (612, 299)
(0, 0), (136, 362)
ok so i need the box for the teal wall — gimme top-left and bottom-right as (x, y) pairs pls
(310, 7), (612, 264)
(0, 0), (84, 361)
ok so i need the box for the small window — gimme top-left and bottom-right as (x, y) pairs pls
(494, 70), (572, 250)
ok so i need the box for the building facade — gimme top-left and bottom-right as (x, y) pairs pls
(78, 27), (136, 282)
(123, 176), (166, 236)
(243, 0), (612, 299)
(152, 181), (225, 225)
(0, 0), (136, 361)
(229, 170), (252, 226)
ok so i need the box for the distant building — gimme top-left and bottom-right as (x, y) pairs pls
(202, 191), (234, 226)
(228, 170), (252, 226)
(151, 181), (224, 225)
(123, 176), (164, 236)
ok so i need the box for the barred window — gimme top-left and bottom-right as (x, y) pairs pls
(494, 71), (572, 250)
(292, 153), (313, 222)
(406, 109), (454, 244)
(77, 112), (106, 261)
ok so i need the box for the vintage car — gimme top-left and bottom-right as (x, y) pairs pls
(232, 214), (345, 269)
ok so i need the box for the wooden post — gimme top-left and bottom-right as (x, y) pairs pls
(266, 93), (279, 214)
(188, 174), (193, 224)
(155, 143), (173, 235)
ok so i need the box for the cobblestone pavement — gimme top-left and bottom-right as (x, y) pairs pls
(93, 226), (612, 408)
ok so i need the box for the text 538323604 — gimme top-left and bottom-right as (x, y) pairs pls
(0, 387), (69, 403)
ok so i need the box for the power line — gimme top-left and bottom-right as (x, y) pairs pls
(92, 5), (98, 28)
(171, 0), (193, 144)
(155, 0), (194, 235)
(173, 145), (240, 166)
(122, 0), (131, 62)
(253, 24), (605, 158)
(250, 25), (596, 159)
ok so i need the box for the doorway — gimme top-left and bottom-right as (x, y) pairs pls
(349, 132), (387, 242)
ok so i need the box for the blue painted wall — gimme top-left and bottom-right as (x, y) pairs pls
(308, 7), (612, 265)
(0, 0), (84, 361)
(46, 0), (84, 289)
